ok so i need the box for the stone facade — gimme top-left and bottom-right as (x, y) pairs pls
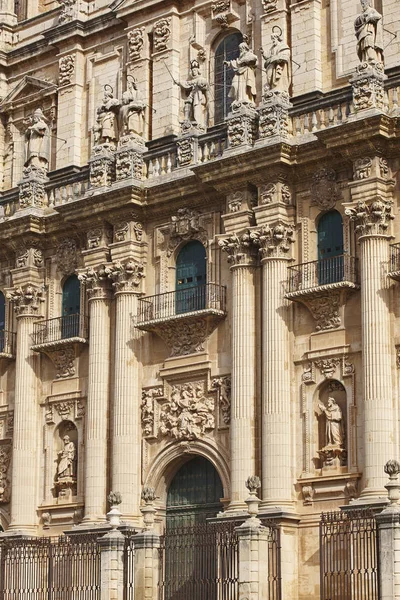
(0, 1), (398, 599)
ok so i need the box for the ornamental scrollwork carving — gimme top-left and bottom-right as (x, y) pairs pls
(15, 246), (43, 269)
(78, 265), (111, 299)
(0, 444), (11, 503)
(7, 284), (45, 316)
(345, 197), (394, 236)
(153, 18), (171, 52)
(159, 381), (215, 440)
(210, 376), (231, 425)
(46, 347), (76, 379)
(56, 238), (78, 275)
(311, 168), (341, 210)
(218, 233), (255, 266)
(262, 0), (278, 12)
(167, 208), (207, 256)
(314, 358), (341, 379)
(250, 223), (294, 259)
(353, 157), (372, 180)
(104, 260), (145, 292)
(141, 387), (163, 437)
(306, 293), (341, 331)
(152, 318), (211, 357)
(59, 55), (75, 86)
(128, 27), (145, 61)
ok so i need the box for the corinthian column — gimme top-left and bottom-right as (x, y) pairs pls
(346, 194), (395, 499)
(105, 260), (145, 524)
(251, 223), (295, 510)
(7, 284), (44, 534)
(78, 266), (112, 522)
(219, 234), (257, 511)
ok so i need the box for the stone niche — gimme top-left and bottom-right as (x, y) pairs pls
(314, 380), (347, 471)
(53, 420), (78, 502)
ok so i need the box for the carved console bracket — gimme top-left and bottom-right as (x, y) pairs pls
(32, 338), (87, 379)
(137, 312), (225, 358)
(286, 284), (359, 331)
(299, 473), (360, 505)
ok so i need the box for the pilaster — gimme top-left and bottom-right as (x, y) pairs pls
(219, 234), (258, 511)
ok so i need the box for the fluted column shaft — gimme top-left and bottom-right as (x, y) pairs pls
(111, 291), (141, 522)
(229, 263), (257, 509)
(360, 234), (394, 498)
(9, 315), (39, 533)
(84, 292), (111, 522)
(261, 257), (293, 508)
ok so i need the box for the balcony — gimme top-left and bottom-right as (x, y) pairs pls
(285, 255), (359, 331)
(136, 284), (227, 357)
(389, 243), (400, 281)
(0, 331), (16, 359)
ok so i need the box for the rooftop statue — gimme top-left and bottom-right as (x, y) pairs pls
(354, 0), (384, 66)
(224, 35), (258, 107)
(175, 59), (209, 130)
(261, 26), (291, 94)
(120, 75), (146, 139)
(24, 108), (50, 170)
(93, 84), (120, 145)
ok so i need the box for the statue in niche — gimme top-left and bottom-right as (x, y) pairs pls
(119, 75), (146, 139)
(175, 59), (209, 130)
(224, 35), (258, 107)
(354, 0), (384, 66)
(57, 434), (76, 479)
(317, 397), (346, 468)
(261, 26), (291, 94)
(93, 84), (120, 145)
(24, 109), (50, 170)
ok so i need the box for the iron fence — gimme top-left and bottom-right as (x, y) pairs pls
(261, 519), (282, 600)
(390, 242), (400, 273)
(137, 283), (227, 325)
(320, 509), (379, 600)
(0, 533), (100, 599)
(158, 521), (239, 600)
(32, 314), (89, 346)
(0, 330), (16, 356)
(287, 255), (359, 294)
(124, 532), (136, 600)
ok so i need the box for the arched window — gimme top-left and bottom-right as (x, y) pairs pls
(0, 293), (5, 353)
(14, 0), (27, 20)
(175, 241), (207, 314)
(317, 210), (344, 285)
(62, 275), (81, 338)
(214, 32), (242, 124)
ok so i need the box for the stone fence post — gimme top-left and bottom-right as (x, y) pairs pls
(376, 460), (400, 600)
(98, 492), (125, 600)
(134, 488), (161, 600)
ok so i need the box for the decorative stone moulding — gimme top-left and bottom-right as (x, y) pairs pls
(226, 105), (258, 148)
(211, 1), (239, 28)
(257, 91), (292, 141)
(89, 144), (116, 188)
(350, 63), (386, 112)
(299, 474), (360, 505)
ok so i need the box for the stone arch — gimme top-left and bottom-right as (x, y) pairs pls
(143, 440), (230, 508)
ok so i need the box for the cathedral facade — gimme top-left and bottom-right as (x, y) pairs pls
(0, 0), (399, 598)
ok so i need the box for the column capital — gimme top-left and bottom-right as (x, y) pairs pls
(345, 197), (394, 238)
(104, 259), (145, 294)
(250, 222), (295, 260)
(78, 265), (112, 300)
(218, 233), (257, 267)
(6, 284), (45, 317)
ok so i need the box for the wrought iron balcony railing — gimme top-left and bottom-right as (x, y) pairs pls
(0, 330), (16, 357)
(137, 283), (226, 326)
(389, 243), (400, 280)
(32, 314), (89, 347)
(287, 255), (359, 295)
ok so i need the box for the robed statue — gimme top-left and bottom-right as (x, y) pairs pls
(24, 108), (50, 170)
(119, 75), (146, 138)
(224, 35), (258, 106)
(261, 26), (291, 94)
(57, 435), (76, 479)
(354, 0), (384, 65)
(175, 59), (209, 130)
(318, 398), (345, 448)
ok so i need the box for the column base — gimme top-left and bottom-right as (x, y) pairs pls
(260, 500), (296, 513)
(2, 525), (39, 537)
(348, 489), (388, 507)
(221, 501), (249, 517)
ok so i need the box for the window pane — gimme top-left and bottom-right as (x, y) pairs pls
(214, 32), (242, 124)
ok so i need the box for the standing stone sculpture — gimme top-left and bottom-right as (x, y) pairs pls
(119, 76), (146, 140)
(93, 85), (120, 146)
(318, 397), (346, 467)
(354, 0), (384, 66)
(24, 109), (50, 170)
(261, 26), (291, 94)
(224, 35), (258, 107)
(175, 59), (209, 131)
(57, 434), (76, 479)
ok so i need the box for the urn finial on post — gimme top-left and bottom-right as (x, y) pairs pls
(245, 475), (261, 518)
(107, 491), (122, 529)
(384, 460), (400, 507)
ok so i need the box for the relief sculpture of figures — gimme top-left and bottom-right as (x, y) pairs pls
(93, 84), (120, 146)
(24, 109), (50, 170)
(318, 397), (344, 448)
(224, 35), (258, 107)
(119, 75), (146, 140)
(57, 435), (76, 480)
(354, 0), (384, 66)
(261, 26), (291, 95)
(175, 59), (209, 131)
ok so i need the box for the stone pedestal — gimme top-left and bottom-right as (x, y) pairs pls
(226, 104), (258, 149)
(257, 90), (292, 141)
(18, 165), (48, 210)
(134, 531), (161, 600)
(98, 529), (125, 600)
(376, 462), (400, 600)
(350, 63), (386, 112)
(176, 132), (199, 167)
(89, 144), (116, 188)
(235, 518), (270, 600)
(115, 135), (145, 181)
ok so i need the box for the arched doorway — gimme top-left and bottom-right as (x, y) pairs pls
(317, 210), (344, 284)
(61, 275), (81, 338)
(166, 456), (223, 530)
(175, 241), (207, 314)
